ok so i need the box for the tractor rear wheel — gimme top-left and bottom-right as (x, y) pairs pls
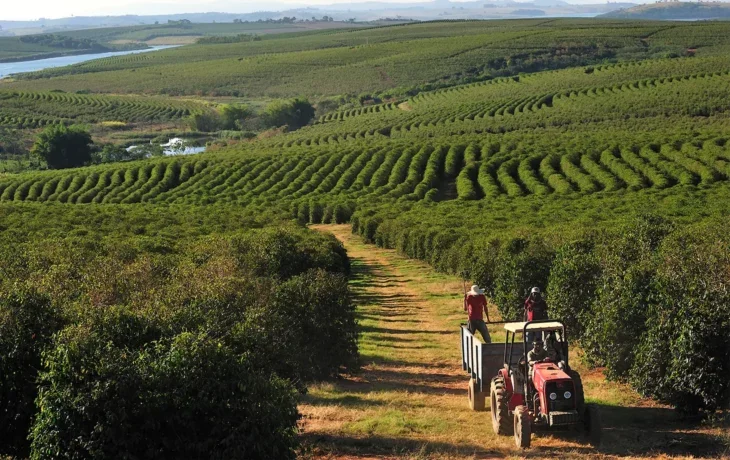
(514, 406), (531, 448)
(468, 378), (486, 411)
(568, 369), (585, 416)
(583, 404), (602, 447)
(490, 376), (512, 435)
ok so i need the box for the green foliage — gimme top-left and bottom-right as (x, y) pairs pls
(546, 240), (600, 338)
(97, 144), (145, 163)
(0, 289), (63, 457)
(219, 103), (252, 130)
(10, 20), (726, 98)
(492, 238), (554, 321)
(0, 205), (357, 456)
(231, 269), (357, 386)
(197, 33), (259, 44)
(18, 34), (108, 51)
(631, 226), (730, 413)
(0, 91), (202, 129)
(3, 18), (730, 424)
(30, 309), (299, 460)
(188, 111), (221, 132)
(265, 98), (316, 130)
(31, 124), (93, 169)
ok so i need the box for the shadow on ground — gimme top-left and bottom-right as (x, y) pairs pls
(300, 432), (504, 459)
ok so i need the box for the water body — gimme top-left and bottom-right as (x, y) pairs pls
(128, 138), (207, 157)
(0, 46), (176, 79)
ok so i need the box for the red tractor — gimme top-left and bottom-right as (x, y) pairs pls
(461, 319), (601, 448)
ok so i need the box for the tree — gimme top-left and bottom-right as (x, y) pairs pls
(0, 127), (24, 156)
(219, 103), (252, 130)
(188, 111), (221, 132)
(264, 98), (315, 130)
(31, 124), (93, 169)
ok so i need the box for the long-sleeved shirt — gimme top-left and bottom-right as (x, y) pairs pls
(527, 347), (556, 366)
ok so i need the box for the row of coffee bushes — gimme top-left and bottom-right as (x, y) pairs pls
(0, 204), (357, 459)
(353, 204), (730, 414)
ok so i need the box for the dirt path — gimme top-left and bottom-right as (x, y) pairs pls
(300, 225), (729, 459)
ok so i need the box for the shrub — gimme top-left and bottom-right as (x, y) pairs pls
(31, 124), (93, 169)
(631, 226), (730, 413)
(264, 98), (315, 130)
(444, 144), (465, 178)
(546, 239), (600, 338)
(581, 216), (672, 379)
(492, 238), (554, 321)
(30, 312), (299, 460)
(188, 111), (221, 132)
(231, 227), (349, 279)
(219, 103), (252, 130)
(0, 290), (63, 457)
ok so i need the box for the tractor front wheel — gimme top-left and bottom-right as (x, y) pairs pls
(583, 404), (602, 447)
(514, 406), (531, 448)
(490, 376), (512, 435)
(568, 369), (585, 416)
(468, 378), (486, 411)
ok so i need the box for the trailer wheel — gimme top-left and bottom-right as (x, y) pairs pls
(468, 378), (486, 411)
(584, 404), (602, 447)
(514, 406), (531, 448)
(490, 376), (512, 435)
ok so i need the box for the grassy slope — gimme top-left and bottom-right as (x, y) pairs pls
(301, 225), (729, 458)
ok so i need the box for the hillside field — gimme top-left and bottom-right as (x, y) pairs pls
(0, 21), (367, 62)
(0, 19), (729, 459)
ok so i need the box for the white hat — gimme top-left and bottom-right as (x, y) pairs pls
(468, 284), (484, 295)
(531, 287), (541, 294)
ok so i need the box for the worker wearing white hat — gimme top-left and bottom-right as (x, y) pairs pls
(464, 284), (491, 343)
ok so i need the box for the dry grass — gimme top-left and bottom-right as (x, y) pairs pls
(145, 36), (200, 45)
(301, 225), (729, 460)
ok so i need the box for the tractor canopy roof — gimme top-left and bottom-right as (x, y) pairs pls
(503, 321), (564, 334)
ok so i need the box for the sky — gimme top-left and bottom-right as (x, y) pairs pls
(2, 0), (638, 21)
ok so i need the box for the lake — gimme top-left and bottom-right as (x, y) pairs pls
(0, 46), (176, 79)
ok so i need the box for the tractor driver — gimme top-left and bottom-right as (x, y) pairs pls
(527, 339), (556, 378)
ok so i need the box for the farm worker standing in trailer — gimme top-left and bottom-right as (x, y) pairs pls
(464, 284), (491, 343)
(524, 287), (548, 342)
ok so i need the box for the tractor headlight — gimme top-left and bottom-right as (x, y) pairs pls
(549, 392), (557, 401)
(564, 391), (572, 399)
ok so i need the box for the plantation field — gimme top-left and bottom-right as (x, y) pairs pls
(62, 22), (367, 44)
(7, 20), (730, 98)
(0, 19), (729, 458)
(0, 22), (367, 61)
(0, 90), (210, 128)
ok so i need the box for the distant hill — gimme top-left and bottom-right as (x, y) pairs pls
(0, 2), (636, 35)
(600, 2), (730, 20)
